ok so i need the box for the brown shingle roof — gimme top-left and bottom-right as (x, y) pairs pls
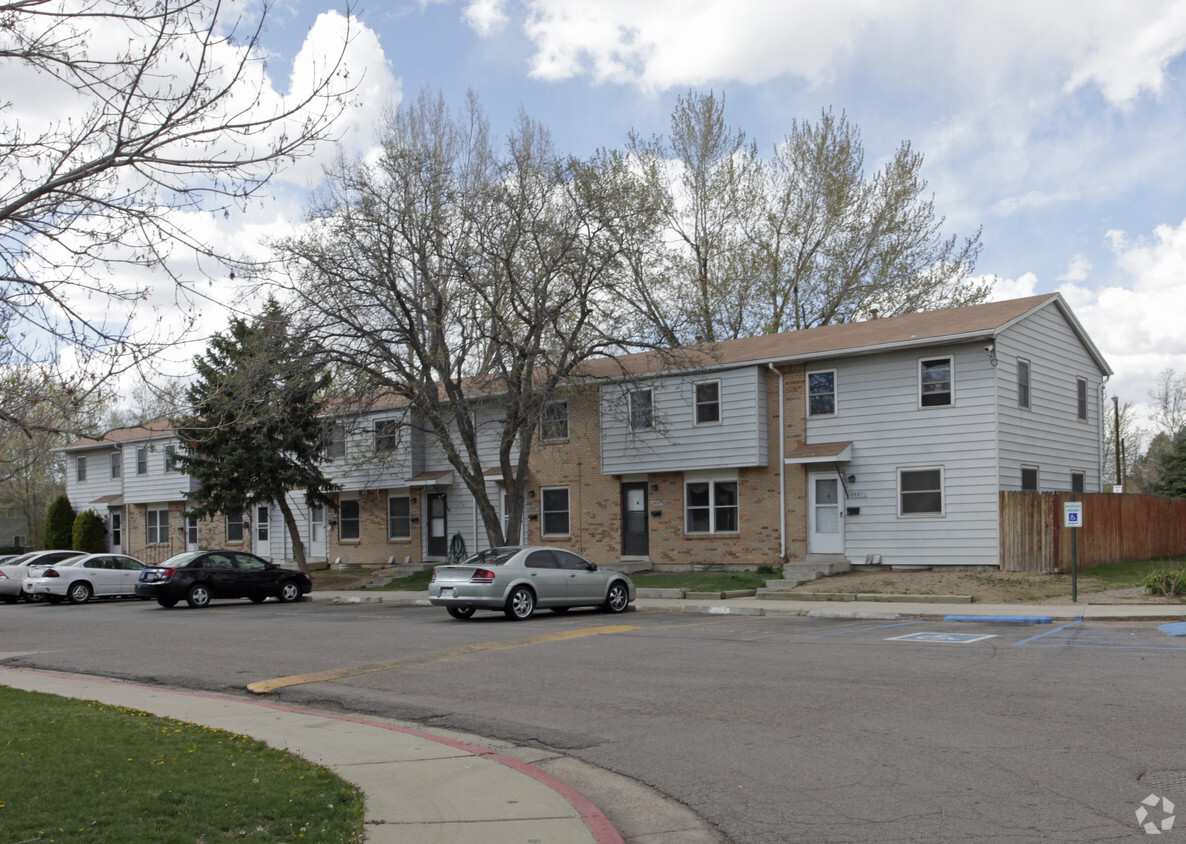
(62, 418), (175, 451)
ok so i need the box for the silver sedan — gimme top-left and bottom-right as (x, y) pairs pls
(428, 546), (636, 621)
(23, 553), (147, 604)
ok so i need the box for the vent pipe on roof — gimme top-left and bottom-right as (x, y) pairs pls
(870, 307), (880, 320)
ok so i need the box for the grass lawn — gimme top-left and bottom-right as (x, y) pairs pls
(0, 687), (364, 844)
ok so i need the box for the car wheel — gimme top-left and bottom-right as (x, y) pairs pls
(277, 580), (302, 603)
(68, 581), (93, 605)
(156, 598), (178, 608)
(504, 586), (535, 620)
(447, 606), (476, 620)
(186, 584), (212, 608)
(604, 581), (630, 613)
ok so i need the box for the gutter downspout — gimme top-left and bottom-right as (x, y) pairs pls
(768, 363), (786, 560)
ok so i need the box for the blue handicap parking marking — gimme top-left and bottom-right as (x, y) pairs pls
(889, 631), (998, 644)
(1015, 620), (1186, 651)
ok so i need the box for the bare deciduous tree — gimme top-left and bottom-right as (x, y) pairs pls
(1, 0), (355, 442)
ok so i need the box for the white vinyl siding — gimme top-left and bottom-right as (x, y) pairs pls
(601, 367), (768, 474)
(998, 305), (1106, 493)
(121, 438), (193, 505)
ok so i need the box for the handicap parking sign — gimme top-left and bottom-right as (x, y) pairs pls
(1064, 502), (1083, 528)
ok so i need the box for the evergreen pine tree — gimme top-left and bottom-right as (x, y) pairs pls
(44, 494), (75, 549)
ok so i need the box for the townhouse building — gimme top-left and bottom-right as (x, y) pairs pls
(62, 293), (1110, 571)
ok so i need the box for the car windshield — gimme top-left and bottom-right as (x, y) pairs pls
(462, 547), (519, 567)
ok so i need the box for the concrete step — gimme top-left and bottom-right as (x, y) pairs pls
(762, 556), (853, 592)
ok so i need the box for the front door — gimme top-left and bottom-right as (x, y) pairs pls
(427, 493), (448, 557)
(309, 505), (328, 560)
(621, 482), (649, 556)
(109, 511), (122, 554)
(808, 473), (845, 555)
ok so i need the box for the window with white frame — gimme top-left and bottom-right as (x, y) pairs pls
(256, 506), (269, 542)
(339, 499), (360, 540)
(110, 452), (121, 479)
(899, 468), (944, 516)
(327, 423), (346, 459)
(146, 507), (170, 544)
(1077, 378), (1088, 421)
(807, 370), (836, 417)
(136, 447), (148, 475)
(1021, 466), (1039, 491)
(226, 513), (244, 543)
(388, 495), (411, 540)
(541, 487), (570, 536)
(919, 358), (953, 407)
(694, 381), (721, 425)
(685, 478), (739, 534)
(1017, 359), (1031, 409)
(541, 401), (569, 441)
(629, 389), (653, 431)
(164, 445), (177, 473)
(76, 456), (87, 482)
(374, 419), (398, 452)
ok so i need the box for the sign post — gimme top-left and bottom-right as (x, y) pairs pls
(1063, 500), (1084, 602)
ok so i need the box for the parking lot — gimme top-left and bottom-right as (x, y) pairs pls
(3, 597), (1184, 842)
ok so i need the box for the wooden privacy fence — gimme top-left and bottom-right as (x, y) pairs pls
(1000, 491), (1186, 573)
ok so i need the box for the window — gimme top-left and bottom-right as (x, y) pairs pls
(327, 423), (346, 459)
(1077, 378), (1088, 421)
(899, 468), (944, 516)
(694, 381), (721, 425)
(629, 389), (653, 431)
(685, 479), (739, 534)
(136, 447), (148, 475)
(1017, 359), (1031, 409)
(388, 495), (411, 539)
(164, 445), (177, 473)
(374, 419), (398, 452)
(110, 452), (121, 479)
(256, 506), (269, 542)
(1071, 471), (1085, 494)
(807, 371), (836, 417)
(146, 507), (169, 544)
(541, 401), (569, 441)
(13, 534), (25, 548)
(226, 513), (244, 543)
(76, 456), (87, 482)
(919, 358), (953, 407)
(339, 499), (360, 541)
(541, 487), (570, 536)
(1021, 466), (1039, 491)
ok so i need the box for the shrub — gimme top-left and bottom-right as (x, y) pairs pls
(43, 494), (75, 550)
(72, 510), (107, 553)
(1142, 566), (1186, 599)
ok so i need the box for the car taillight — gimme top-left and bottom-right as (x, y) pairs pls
(44, 569), (60, 578)
(470, 568), (495, 584)
(430, 569), (436, 583)
(0, 571), (7, 579)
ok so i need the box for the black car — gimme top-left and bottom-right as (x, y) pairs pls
(134, 550), (312, 608)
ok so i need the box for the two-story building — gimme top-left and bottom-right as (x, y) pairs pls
(62, 293), (1110, 570)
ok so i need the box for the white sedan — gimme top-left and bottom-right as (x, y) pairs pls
(23, 554), (147, 604)
(0, 550), (85, 602)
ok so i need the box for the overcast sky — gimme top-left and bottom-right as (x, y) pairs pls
(79, 0), (1186, 438)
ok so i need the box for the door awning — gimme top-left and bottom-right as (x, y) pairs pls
(405, 470), (453, 487)
(784, 442), (853, 464)
(91, 494), (123, 506)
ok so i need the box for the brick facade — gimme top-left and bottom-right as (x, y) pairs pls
(328, 489), (423, 566)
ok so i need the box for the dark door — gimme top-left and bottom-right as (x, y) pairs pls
(427, 493), (448, 557)
(621, 482), (649, 556)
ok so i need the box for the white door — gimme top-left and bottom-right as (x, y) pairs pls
(185, 516), (200, 552)
(808, 473), (845, 555)
(309, 505), (327, 560)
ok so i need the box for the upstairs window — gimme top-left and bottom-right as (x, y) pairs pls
(807, 371), (836, 417)
(164, 445), (177, 473)
(327, 423), (346, 459)
(136, 447), (148, 475)
(1017, 359), (1031, 409)
(629, 389), (653, 431)
(694, 381), (721, 425)
(541, 401), (569, 442)
(1077, 378), (1088, 421)
(374, 419), (398, 453)
(110, 452), (121, 479)
(919, 358), (953, 407)
(76, 456), (87, 482)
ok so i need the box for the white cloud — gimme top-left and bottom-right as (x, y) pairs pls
(1058, 255), (1092, 282)
(464, 0), (510, 37)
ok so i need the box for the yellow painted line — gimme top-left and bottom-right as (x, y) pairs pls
(248, 624), (641, 694)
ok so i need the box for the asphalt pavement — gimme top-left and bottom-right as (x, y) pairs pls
(5, 589), (1184, 843)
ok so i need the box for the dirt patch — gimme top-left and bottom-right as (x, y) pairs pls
(788, 568), (1164, 605)
(311, 568), (388, 591)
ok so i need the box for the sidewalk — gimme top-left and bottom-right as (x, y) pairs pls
(315, 588), (1186, 623)
(0, 666), (717, 844)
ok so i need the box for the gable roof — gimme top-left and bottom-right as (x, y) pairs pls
(577, 293), (1111, 379)
(61, 418), (174, 452)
